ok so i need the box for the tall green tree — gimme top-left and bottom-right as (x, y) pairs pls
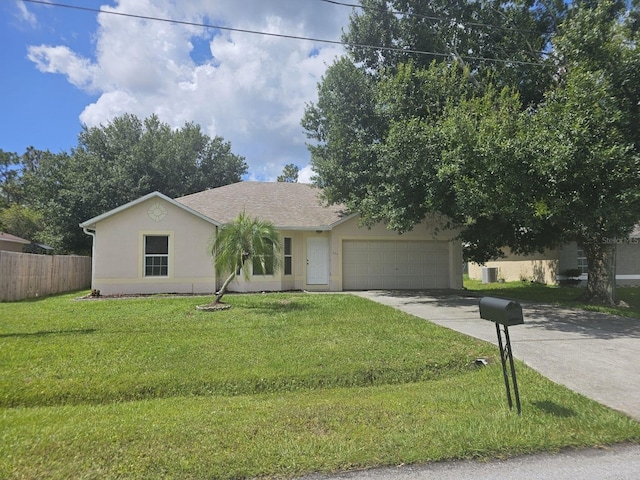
(74, 114), (247, 199)
(0, 147), (65, 246)
(343, 0), (565, 105)
(208, 212), (282, 306)
(0, 204), (43, 242)
(277, 164), (299, 183)
(437, 86), (560, 262)
(303, 0), (640, 305)
(0, 149), (20, 208)
(16, 114), (247, 254)
(528, 1), (640, 304)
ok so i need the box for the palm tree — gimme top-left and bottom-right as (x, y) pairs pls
(208, 211), (282, 306)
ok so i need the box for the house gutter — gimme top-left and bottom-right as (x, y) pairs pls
(82, 226), (97, 291)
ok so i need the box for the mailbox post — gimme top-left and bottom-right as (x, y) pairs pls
(479, 297), (524, 414)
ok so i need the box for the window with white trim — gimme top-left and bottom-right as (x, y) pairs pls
(284, 237), (292, 275)
(577, 247), (588, 275)
(145, 235), (169, 277)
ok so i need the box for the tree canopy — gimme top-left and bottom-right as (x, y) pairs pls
(277, 164), (300, 183)
(1, 114), (247, 254)
(209, 211), (282, 305)
(303, 0), (640, 304)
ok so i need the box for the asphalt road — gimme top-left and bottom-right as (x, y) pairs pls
(300, 444), (640, 480)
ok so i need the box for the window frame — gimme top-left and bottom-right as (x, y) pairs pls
(284, 237), (292, 276)
(144, 235), (169, 277)
(576, 247), (588, 275)
(139, 231), (174, 279)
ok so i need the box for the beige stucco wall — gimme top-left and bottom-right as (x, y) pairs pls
(557, 242), (579, 274)
(559, 240), (640, 285)
(88, 201), (464, 295)
(90, 197), (216, 296)
(470, 241), (640, 286)
(225, 229), (307, 293)
(226, 214), (463, 292)
(0, 240), (26, 253)
(468, 248), (559, 285)
(225, 229), (335, 293)
(614, 240), (640, 286)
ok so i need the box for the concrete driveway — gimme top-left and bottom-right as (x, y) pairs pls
(352, 290), (640, 421)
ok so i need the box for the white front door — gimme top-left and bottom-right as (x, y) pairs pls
(307, 237), (329, 285)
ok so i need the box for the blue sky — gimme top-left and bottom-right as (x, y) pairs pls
(0, 1), (350, 181)
(1, 1), (106, 154)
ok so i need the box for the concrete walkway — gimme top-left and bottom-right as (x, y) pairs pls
(297, 290), (640, 480)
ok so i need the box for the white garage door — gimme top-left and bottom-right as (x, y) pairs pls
(342, 240), (450, 290)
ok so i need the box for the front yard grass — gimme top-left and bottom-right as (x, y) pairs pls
(2, 292), (639, 479)
(464, 276), (640, 318)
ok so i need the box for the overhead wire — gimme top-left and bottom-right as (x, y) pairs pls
(20, 0), (551, 67)
(317, 0), (551, 59)
(317, 0), (543, 36)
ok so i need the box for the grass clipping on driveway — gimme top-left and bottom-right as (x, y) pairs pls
(1, 293), (639, 479)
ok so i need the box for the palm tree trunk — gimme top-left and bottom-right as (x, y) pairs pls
(214, 271), (236, 305)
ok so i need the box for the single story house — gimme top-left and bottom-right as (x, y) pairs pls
(0, 232), (30, 252)
(468, 225), (640, 286)
(79, 182), (463, 296)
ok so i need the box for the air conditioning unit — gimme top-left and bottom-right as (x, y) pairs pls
(482, 267), (499, 284)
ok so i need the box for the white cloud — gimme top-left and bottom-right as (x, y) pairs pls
(25, 0), (351, 181)
(16, 0), (39, 27)
(27, 45), (101, 92)
(298, 164), (315, 184)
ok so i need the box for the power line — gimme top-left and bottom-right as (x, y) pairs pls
(317, 0), (544, 36)
(20, 0), (550, 67)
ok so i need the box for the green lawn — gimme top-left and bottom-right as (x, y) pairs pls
(1, 292), (639, 479)
(464, 276), (640, 318)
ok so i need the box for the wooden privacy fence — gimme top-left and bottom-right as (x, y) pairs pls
(0, 251), (91, 302)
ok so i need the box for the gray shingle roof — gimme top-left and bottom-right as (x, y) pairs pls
(175, 182), (351, 229)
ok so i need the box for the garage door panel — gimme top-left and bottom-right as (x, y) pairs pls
(393, 242), (408, 251)
(396, 252), (409, 263)
(408, 265), (425, 276)
(396, 265), (410, 275)
(412, 252), (423, 262)
(381, 264), (395, 275)
(350, 252), (369, 264)
(343, 240), (450, 290)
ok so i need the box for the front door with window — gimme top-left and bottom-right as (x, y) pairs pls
(306, 237), (329, 285)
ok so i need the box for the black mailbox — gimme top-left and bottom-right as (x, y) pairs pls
(479, 297), (524, 326)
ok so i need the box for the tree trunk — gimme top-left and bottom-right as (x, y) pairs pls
(581, 240), (617, 306)
(213, 271), (236, 305)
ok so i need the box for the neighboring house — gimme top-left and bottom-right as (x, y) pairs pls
(468, 225), (640, 286)
(0, 232), (30, 252)
(79, 182), (463, 296)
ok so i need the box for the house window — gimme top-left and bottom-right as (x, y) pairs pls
(252, 239), (274, 275)
(284, 237), (292, 275)
(577, 247), (588, 275)
(145, 235), (169, 277)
